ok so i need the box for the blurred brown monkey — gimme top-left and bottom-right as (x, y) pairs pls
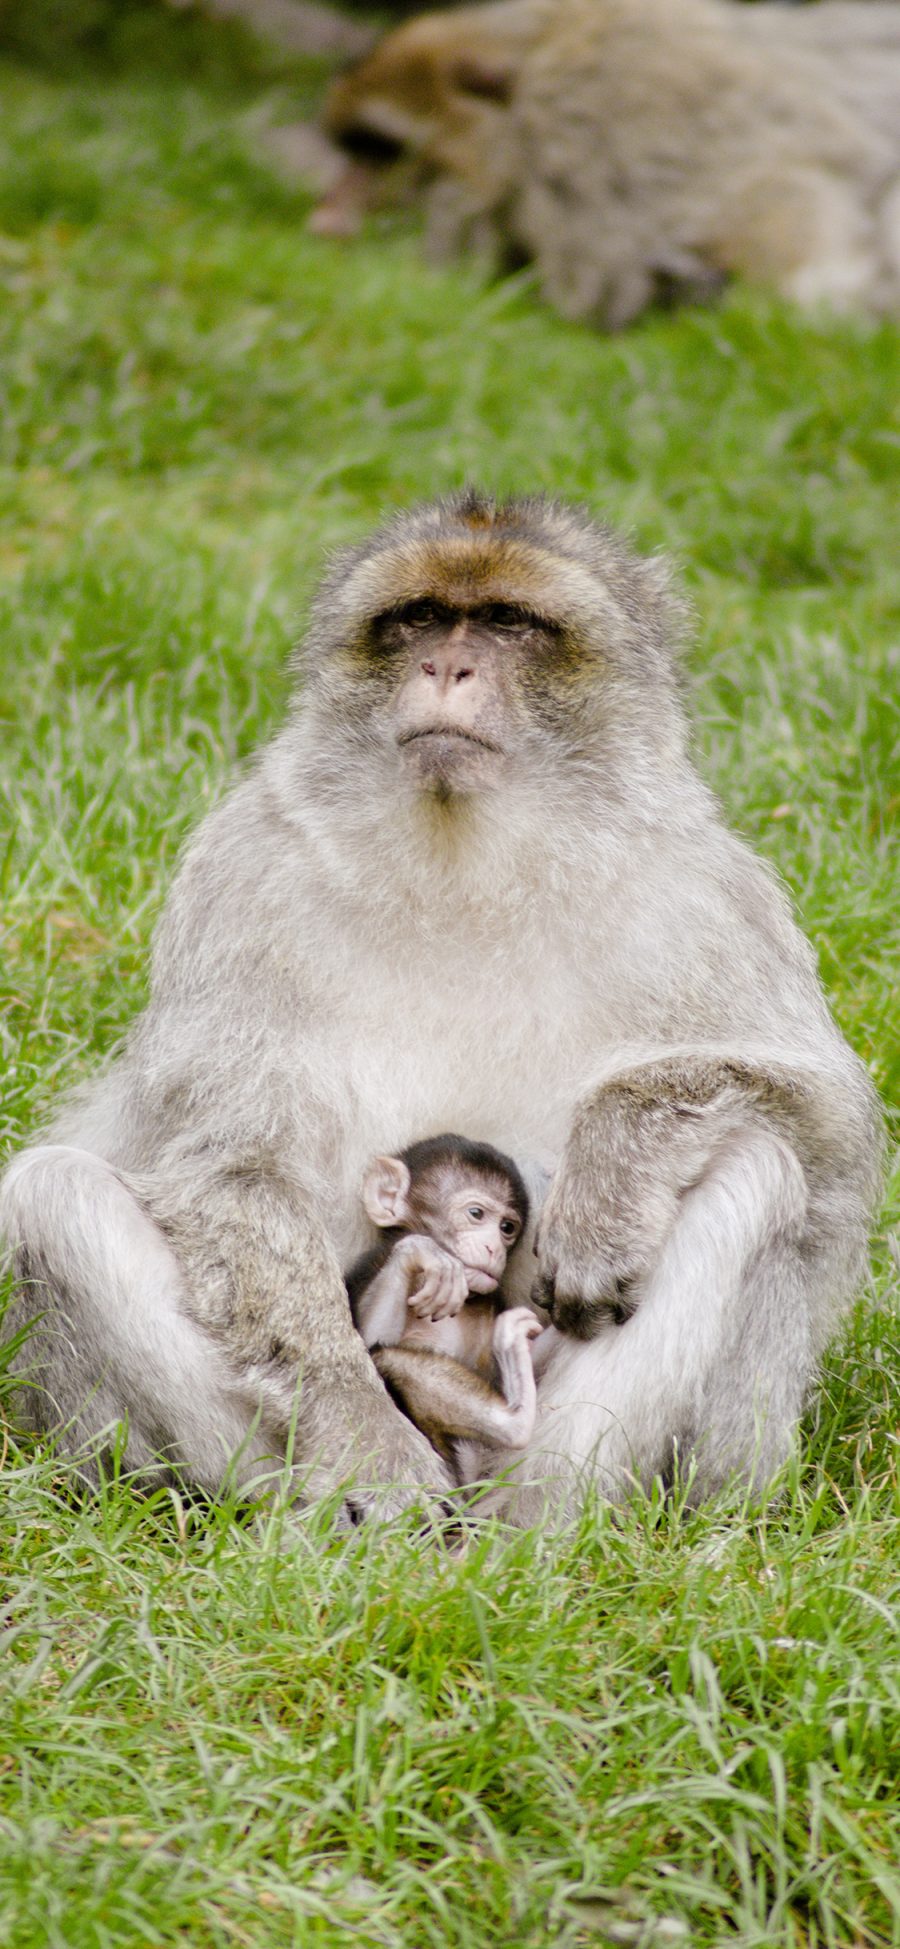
(315, 0), (900, 324)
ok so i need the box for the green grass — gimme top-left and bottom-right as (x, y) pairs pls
(0, 14), (898, 1947)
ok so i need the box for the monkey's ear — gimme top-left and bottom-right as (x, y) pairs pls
(363, 1155), (413, 1227)
(451, 55), (514, 103)
(639, 554), (694, 659)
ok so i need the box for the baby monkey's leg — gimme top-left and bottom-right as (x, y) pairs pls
(374, 1307), (541, 1458)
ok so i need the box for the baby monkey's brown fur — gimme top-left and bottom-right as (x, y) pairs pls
(346, 1135), (552, 1479)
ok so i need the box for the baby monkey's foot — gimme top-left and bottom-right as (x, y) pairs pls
(491, 1307), (542, 1444)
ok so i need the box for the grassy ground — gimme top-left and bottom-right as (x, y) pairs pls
(0, 12), (898, 1947)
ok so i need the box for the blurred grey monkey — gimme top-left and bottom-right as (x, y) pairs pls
(316, 0), (900, 325)
(0, 492), (883, 1521)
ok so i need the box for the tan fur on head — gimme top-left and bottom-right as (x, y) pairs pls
(323, 1), (535, 147)
(298, 489), (688, 670)
(340, 537), (609, 635)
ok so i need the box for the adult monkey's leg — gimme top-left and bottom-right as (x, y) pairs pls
(519, 1054), (881, 1511)
(1, 1144), (451, 1514)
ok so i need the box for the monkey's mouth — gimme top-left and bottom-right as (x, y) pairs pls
(397, 728), (501, 754)
(464, 1267), (499, 1293)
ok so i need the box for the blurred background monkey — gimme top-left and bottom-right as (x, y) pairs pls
(315, 0), (900, 325)
(346, 1135), (553, 1478)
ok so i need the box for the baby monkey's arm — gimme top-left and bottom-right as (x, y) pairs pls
(354, 1233), (469, 1348)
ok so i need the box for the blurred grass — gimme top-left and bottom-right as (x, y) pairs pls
(0, 0), (309, 83)
(0, 8), (898, 1947)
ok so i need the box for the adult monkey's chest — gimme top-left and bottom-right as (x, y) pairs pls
(319, 987), (579, 1272)
(327, 937), (605, 1157)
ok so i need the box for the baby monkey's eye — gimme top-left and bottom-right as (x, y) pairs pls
(467, 1205), (485, 1222)
(500, 1218), (519, 1238)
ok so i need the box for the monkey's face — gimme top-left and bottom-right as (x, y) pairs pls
(300, 492), (687, 808)
(308, 117), (419, 238)
(314, 42), (448, 236)
(363, 1143), (528, 1295)
(312, 19), (519, 236)
(310, 564), (590, 802)
(418, 1169), (524, 1292)
(378, 596), (563, 798)
(440, 1180), (523, 1292)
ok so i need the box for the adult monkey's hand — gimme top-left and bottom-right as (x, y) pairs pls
(535, 1055), (822, 1339)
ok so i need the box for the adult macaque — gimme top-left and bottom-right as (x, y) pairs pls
(315, 0), (900, 326)
(346, 1135), (552, 1476)
(0, 491), (883, 1523)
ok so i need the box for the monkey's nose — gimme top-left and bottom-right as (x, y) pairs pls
(532, 1272), (556, 1318)
(420, 658), (475, 684)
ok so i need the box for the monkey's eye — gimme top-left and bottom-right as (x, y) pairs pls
(467, 1205), (485, 1223)
(481, 602), (545, 633)
(500, 1218), (519, 1239)
(338, 125), (405, 167)
(397, 599), (447, 629)
(487, 604), (527, 629)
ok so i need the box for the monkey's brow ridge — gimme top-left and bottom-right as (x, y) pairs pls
(380, 598), (560, 629)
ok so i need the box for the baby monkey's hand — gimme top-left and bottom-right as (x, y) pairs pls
(398, 1234), (469, 1321)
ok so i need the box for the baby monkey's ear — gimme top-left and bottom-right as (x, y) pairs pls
(363, 1155), (413, 1227)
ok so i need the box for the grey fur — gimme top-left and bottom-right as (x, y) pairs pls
(1, 492), (884, 1521)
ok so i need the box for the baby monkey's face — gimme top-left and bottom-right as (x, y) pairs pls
(361, 1142), (529, 1296)
(433, 1176), (524, 1293)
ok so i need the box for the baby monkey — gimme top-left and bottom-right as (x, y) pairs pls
(346, 1135), (549, 1480)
